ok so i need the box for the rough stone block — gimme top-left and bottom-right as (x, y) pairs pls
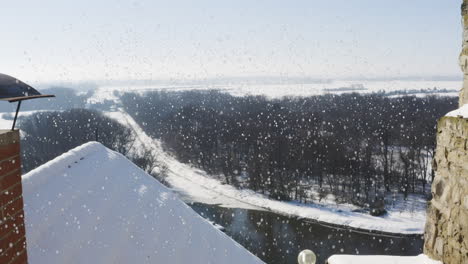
(425, 114), (468, 264)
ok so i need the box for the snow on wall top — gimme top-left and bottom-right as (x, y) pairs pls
(327, 254), (442, 264)
(22, 142), (263, 264)
(446, 103), (468, 118)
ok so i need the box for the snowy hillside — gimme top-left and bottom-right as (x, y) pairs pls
(22, 142), (263, 264)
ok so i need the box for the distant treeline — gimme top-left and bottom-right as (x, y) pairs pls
(20, 109), (134, 172)
(375, 88), (458, 96)
(122, 91), (457, 206)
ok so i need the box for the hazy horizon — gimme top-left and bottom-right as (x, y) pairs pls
(1, 0), (463, 85)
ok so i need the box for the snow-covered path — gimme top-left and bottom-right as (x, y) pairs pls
(105, 109), (427, 235)
(104, 111), (261, 210)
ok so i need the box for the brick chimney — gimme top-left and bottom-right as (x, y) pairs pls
(0, 130), (27, 264)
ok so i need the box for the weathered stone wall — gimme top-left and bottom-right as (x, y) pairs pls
(423, 1), (468, 262)
(424, 116), (468, 263)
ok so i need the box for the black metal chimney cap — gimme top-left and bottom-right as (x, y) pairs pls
(0, 73), (55, 102)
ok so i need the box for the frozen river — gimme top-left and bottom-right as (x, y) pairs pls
(189, 202), (424, 264)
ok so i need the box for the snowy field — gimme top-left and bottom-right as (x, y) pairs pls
(22, 142), (263, 264)
(0, 111), (48, 131)
(0, 113), (11, 129)
(105, 109), (427, 235)
(90, 79), (461, 104)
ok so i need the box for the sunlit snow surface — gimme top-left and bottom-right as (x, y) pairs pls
(22, 142), (263, 264)
(0, 114), (11, 129)
(327, 254), (442, 264)
(105, 110), (427, 234)
(0, 111), (48, 130)
(446, 103), (468, 118)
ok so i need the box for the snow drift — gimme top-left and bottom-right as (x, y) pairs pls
(22, 142), (263, 264)
(327, 254), (441, 264)
(446, 103), (468, 118)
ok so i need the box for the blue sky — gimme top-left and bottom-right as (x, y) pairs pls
(0, 0), (463, 84)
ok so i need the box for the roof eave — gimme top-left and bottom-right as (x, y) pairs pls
(0, 94), (55, 103)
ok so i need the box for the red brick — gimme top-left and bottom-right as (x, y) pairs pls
(0, 217), (13, 239)
(9, 250), (27, 264)
(0, 131), (25, 264)
(0, 237), (26, 264)
(0, 214), (24, 240)
(0, 143), (20, 160)
(1, 183), (23, 206)
(2, 197), (24, 219)
(0, 172), (22, 195)
(0, 157), (21, 177)
(0, 224), (25, 255)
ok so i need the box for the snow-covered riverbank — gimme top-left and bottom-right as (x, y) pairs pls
(105, 109), (427, 235)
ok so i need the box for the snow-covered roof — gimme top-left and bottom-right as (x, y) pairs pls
(22, 142), (263, 264)
(327, 254), (442, 264)
(446, 104), (468, 118)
